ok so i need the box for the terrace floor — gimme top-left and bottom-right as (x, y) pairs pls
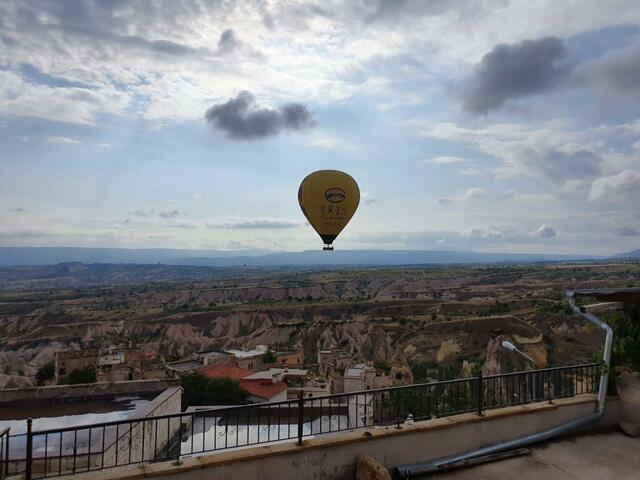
(434, 429), (640, 480)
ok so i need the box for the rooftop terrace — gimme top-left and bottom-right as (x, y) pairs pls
(435, 429), (640, 480)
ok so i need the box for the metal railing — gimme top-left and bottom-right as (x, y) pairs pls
(6, 363), (598, 479)
(1, 427), (9, 480)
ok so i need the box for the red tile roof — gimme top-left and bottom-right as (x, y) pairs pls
(203, 365), (253, 380)
(239, 379), (287, 400)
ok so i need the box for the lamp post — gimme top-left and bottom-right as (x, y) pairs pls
(501, 340), (538, 401)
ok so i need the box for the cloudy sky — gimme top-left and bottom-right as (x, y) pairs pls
(1, 0), (640, 255)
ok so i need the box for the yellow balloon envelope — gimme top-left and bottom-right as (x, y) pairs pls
(298, 170), (360, 250)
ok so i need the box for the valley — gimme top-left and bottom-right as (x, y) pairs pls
(1, 261), (638, 388)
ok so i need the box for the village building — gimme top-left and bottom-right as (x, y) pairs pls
(54, 350), (98, 384)
(202, 364), (288, 403)
(317, 348), (351, 377)
(54, 347), (166, 384)
(96, 347), (166, 382)
(244, 367), (330, 399)
(338, 363), (393, 393)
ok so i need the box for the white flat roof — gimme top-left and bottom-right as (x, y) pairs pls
(245, 368), (307, 380)
(97, 353), (125, 366)
(226, 345), (269, 358)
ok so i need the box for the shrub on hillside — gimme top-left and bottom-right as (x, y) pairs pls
(36, 361), (55, 385)
(181, 371), (249, 410)
(67, 366), (97, 385)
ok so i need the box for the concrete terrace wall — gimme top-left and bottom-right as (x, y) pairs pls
(71, 395), (613, 480)
(0, 379), (180, 404)
(618, 371), (640, 424)
(99, 386), (183, 471)
(8, 386), (182, 477)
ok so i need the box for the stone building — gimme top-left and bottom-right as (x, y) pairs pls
(317, 349), (351, 377)
(54, 350), (98, 384)
(96, 348), (166, 382)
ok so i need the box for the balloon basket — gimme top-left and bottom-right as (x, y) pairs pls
(323, 245), (334, 251)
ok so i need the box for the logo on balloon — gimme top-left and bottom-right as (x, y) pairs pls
(324, 187), (346, 203)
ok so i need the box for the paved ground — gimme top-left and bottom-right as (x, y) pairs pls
(432, 429), (640, 480)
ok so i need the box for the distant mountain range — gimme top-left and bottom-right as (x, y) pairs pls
(613, 249), (640, 259)
(0, 246), (625, 267)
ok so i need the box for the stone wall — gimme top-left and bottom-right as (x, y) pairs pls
(0, 379), (180, 405)
(618, 371), (640, 424)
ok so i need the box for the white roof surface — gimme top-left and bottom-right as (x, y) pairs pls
(245, 368), (307, 380)
(226, 344), (269, 358)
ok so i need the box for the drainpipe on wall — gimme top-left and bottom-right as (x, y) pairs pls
(394, 290), (614, 478)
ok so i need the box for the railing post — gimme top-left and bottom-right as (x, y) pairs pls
(297, 392), (304, 446)
(25, 419), (33, 480)
(1, 427), (9, 480)
(477, 371), (484, 416)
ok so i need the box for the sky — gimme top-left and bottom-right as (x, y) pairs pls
(1, 0), (640, 256)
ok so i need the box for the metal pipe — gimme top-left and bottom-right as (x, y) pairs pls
(394, 290), (614, 478)
(567, 290), (614, 414)
(396, 412), (602, 477)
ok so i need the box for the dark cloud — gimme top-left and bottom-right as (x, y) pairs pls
(158, 210), (180, 219)
(10, 207), (27, 213)
(614, 226), (639, 236)
(128, 209), (154, 217)
(536, 224), (557, 238)
(204, 91), (316, 140)
(59, 23), (210, 57)
(580, 41), (640, 100)
(365, 0), (454, 24)
(0, 230), (47, 240)
(261, 0), (458, 30)
(460, 37), (571, 114)
(168, 223), (197, 229)
(217, 28), (238, 52)
(10, 2), (214, 59)
(208, 219), (299, 229)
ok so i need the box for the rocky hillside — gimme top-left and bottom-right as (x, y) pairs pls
(1, 262), (635, 387)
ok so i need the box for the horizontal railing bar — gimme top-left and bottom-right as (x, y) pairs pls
(25, 363), (598, 437)
(482, 363), (598, 380)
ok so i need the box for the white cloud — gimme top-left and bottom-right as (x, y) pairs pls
(589, 170), (640, 201)
(418, 121), (640, 184)
(463, 187), (487, 200)
(460, 167), (481, 176)
(207, 218), (300, 229)
(426, 156), (467, 164)
(460, 226), (503, 239)
(536, 224), (557, 238)
(46, 136), (83, 144)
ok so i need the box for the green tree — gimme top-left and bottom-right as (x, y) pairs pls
(181, 372), (249, 409)
(611, 306), (640, 371)
(262, 350), (277, 364)
(36, 362), (55, 385)
(67, 366), (97, 385)
(373, 359), (391, 375)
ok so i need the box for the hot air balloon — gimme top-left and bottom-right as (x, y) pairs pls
(298, 170), (360, 250)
